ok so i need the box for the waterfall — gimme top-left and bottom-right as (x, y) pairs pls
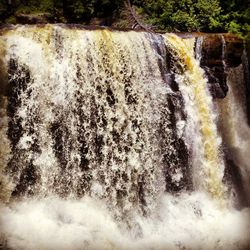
(0, 25), (250, 250)
(164, 34), (225, 203)
(217, 64), (250, 206)
(1, 25), (176, 215)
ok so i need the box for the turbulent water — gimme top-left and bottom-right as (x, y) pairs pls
(0, 25), (249, 250)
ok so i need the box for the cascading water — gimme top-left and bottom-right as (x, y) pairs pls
(0, 25), (250, 250)
(1, 26), (170, 215)
(217, 64), (250, 206)
(164, 35), (225, 203)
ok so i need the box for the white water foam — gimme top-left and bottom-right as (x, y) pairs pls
(1, 193), (250, 250)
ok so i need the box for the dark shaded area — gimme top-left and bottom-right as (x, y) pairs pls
(62, 0), (122, 25)
(160, 47), (193, 192)
(198, 34), (244, 98)
(199, 35), (228, 98)
(223, 147), (249, 208)
(244, 38), (250, 125)
(0, 0), (123, 25)
(7, 59), (26, 148)
(6, 58), (41, 196)
(11, 162), (39, 196)
(163, 93), (192, 192)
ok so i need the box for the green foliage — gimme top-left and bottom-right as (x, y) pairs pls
(133, 0), (222, 32)
(63, 0), (94, 23)
(6, 15), (16, 24)
(0, 0), (249, 38)
(11, 0), (54, 14)
(132, 0), (249, 37)
(0, 0), (6, 14)
(61, 0), (123, 23)
(219, 0), (250, 37)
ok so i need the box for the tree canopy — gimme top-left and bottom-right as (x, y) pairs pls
(0, 0), (249, 37)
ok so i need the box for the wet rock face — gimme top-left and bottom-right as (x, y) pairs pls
(198, 34), (244, 99)
(224, 35), (245, 68)
(200, 35), (224, 67)
(203, 65), (228, 98)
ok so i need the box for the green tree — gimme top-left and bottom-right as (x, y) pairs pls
(133, 0), (222, 32)
(219, 0), (250, 37)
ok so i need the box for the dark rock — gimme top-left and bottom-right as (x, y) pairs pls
(199, 35), (226, 99)
(204, 66), (228, 98)
(171, 33), (243, 99)
(224, 34), (244, 68)
(200, 35), (223, 67)
(197, 34), (244, 99)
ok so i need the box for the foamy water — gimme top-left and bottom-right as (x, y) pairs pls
(1, 193), (250, 250)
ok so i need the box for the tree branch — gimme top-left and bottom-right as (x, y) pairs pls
(124, 0), (152, 31)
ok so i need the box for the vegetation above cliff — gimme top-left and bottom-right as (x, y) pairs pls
(0, 0), (249, 37)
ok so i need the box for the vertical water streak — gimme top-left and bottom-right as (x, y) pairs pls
(217, 65), (250, 206)
(195, 36), (203, 62)
(164, 34), (226, 203)
(0, 35), (12, 202)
